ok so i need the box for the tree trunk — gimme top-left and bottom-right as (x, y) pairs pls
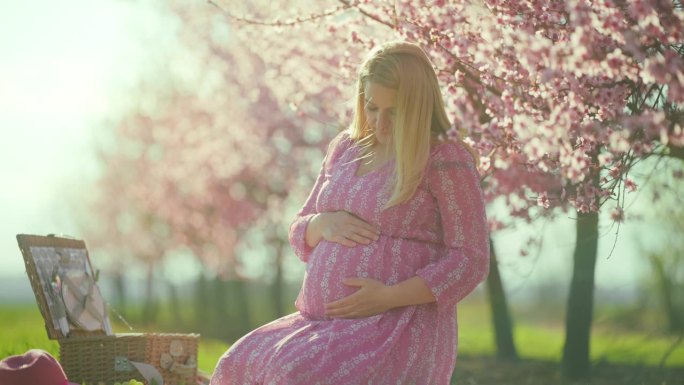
(272, 237), (286, 318)
(195, 273), (210, 331)
(231, 279), (251, 335)
(486, 238), (519, 360)
(142, 262), (158, 323)
(167, 280), (184, 328)
(562, 209), (599, 380)
(112, 271), (127, 318)
(649, 253), (683, 333)
(214, 277), (230, 339)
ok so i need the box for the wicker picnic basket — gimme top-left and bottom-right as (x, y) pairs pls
(17, 234), (200, 385)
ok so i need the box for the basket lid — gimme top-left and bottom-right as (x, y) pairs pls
(16, 234), (113, 340)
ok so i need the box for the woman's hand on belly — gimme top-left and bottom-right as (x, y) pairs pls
(322, 276), (437, 318)
(307, 211), (380, 248)
(324, 277), (393, 319)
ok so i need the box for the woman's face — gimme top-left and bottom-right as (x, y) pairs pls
(363, 82), (397, 147)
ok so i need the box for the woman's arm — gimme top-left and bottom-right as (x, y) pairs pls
(288, 177), (326, 263)
(288, 133), (347, 262)
(414, 141), (490, 312)
(289, 131), (379, 261)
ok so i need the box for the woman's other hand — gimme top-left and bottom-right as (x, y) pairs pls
(325, 276), (436, 319)
(307, 211), (379, 248)
(324, 278), (393, 318)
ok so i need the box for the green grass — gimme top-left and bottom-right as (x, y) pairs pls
(0, 304), (228, 374)
(456, 298), (684, 367)
(1, 300), (682, 381)
(459, 320), (684, 366)
(0, 305), (59, 359)
(197, 338), (229, 375)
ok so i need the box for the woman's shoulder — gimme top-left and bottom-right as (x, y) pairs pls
(324, 129), (355, 167)
(328, 129), (353, 152)
(429, 138), (478, 167)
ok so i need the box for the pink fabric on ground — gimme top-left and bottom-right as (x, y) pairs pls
(211, 131), (489, 385)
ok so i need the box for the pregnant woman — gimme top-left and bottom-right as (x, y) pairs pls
(211, 41), (490, 385)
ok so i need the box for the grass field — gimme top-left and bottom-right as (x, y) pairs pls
(0, 304), (227, 376)
(1, 301), (682, 384)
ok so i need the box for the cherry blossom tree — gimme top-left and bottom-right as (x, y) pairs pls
(206, 0), (683, 379)
(84, 2), (344, 328)
(85, 0), (682, 379)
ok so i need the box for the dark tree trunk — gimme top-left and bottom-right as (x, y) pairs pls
(649, 253), (683, 333)
(272, 237), (286, 318)
(142, 262), (158, 323)
(562, 209), (599, 381)
(112, 271), (127, 317)
(230, 279), (251, 336)
(195, 273), (209, 330)
(486, 238), (519, 360)
(214, 277), (230, 339)
(210, 278), (251, 340)
(167, 280), (184, 328)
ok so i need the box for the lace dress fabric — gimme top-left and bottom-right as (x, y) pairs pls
(211, 131), (489, 385)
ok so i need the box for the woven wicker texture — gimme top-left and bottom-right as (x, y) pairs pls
(60, 333), (199, 385)
(17, 234), (200, 385)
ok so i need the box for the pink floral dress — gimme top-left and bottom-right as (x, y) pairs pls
(211, 131), (489, 385)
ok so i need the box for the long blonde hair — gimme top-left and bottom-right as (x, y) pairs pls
(349, 41), (463, 208)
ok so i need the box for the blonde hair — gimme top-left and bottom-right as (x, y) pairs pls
(349, 41), (469, 208)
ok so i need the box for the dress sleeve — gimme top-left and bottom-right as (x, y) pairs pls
(288, 131), (351, 262)
(415, 141), (490, 312)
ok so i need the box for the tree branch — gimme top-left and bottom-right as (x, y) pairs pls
(208, 0), (351, 26)
(338, 0), (396, 29)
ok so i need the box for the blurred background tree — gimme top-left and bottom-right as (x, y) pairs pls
(637, 160), (684, 335)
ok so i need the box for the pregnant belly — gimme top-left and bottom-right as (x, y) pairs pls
(295, 236), (438, 320)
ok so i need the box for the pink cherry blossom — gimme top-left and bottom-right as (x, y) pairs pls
(624, 178), (637, 192)
(85, 0), (684, 276)
(537, 192), (550, 209)
(610, 207), (625, 222)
